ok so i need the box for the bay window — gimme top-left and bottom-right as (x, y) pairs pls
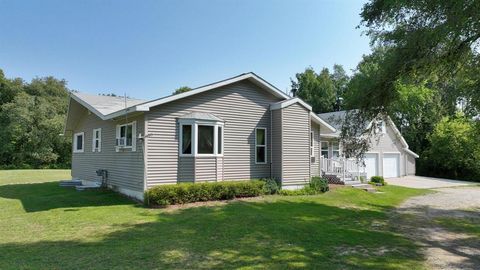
(179, 120), (223, 157)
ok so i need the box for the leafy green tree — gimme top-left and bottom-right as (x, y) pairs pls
(356, 0), (480, 111)
(0, 70), (70, 168)
(424, 114), (480, 180)
(291, 67), (341, 113)
(173, 86), (192, 95)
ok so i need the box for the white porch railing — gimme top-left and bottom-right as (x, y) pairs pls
(320, 156), (367, 183)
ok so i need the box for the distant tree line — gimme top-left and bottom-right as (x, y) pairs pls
(0, 69), (71, 169)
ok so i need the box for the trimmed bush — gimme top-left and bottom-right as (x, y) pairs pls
(370, 176), (386, 186)
(145, 180), (266, 206)
(279, 177), (329, 196)
(260, 178), (280, 194)
(309, 176), (329, 193)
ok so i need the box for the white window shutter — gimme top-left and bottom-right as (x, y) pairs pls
(132, 121), (137, 152)
(115, 125), (120, 152)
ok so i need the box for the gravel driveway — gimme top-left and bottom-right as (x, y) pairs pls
(391, 186), (480, 269)
(387, 175), (475, 189)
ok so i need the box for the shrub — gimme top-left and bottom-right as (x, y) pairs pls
(370, 176), (386, 186)
(260, 178), (280, 194)
(279, 177), (329, 196)
(145, 180), (266, 206)
(309, 176), (329, 193)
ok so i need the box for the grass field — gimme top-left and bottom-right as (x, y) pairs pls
(0, 169), (431, 269)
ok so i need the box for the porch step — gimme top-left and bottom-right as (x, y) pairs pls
(352, 184), (377, 193)
(59, 180), (83, 187)
(75, 182), (101, 191)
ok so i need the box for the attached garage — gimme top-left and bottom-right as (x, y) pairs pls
(382, 153), (400, 178)
(364, 153), (379, 179)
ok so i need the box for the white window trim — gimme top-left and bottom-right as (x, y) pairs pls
(321, 141), (329, 158)
(115, 121), (137, 152)
(178, 119), (224, 157)
(73, 132), (84, 153)
(310, 131), (315, 158)
(92, 128), (102, 152)
(255, 127), (267, 164)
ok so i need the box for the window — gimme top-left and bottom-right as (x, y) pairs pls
(376, 120), (386, 134)
(92, 128), (101, 152)
(179, 121), (223, 156)
(332, 142), (340, 158)
(321, 141), (329, 158)
(116, 121), (136, 151)
(310, 131), (314, 157)
(73, 132), (84, 153)
(255, 128), (267, 164)
(217, 126), (223, 154)
(198, 125), (214, 154)
(181, 124), (192, 154)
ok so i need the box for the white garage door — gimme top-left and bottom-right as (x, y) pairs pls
(383, 154), (400, 178)
(364, 153), (378, 179)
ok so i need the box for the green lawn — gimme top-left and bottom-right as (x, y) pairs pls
(0, 170), (430, 269)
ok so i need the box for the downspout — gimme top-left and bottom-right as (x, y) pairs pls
(270, 108), (273, 178)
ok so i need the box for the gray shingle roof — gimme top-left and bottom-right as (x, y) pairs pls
(72, 92), (147, 116)
(317, 110), (348, 131)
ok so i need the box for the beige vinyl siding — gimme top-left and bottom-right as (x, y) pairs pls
(195, 157), (218, 183)
(310, 121), (320, 177)
(178, 157), (194, 182)
(145, 81), (282, 188)
(406, 154), (416, 175)
(281, 103), (311, 186)
(71, 102), (145, 192)
(271, 109), (283, 180)
(369, 124), (406, 176)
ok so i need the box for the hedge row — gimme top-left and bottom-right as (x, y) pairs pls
(145, 180), (266, 206)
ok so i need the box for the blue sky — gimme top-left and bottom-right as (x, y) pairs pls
(0, 0), (370, 100)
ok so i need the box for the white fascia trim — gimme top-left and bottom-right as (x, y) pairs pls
(311, 113), (336, 132)
(70, 92), (147, 121)
(131, 73), (289, 116)
(404, 148), (419, 158)
(270, 97), (312, 111)
(70, 93), (109, 120)
(72, 73), (289, 121)
(319, 133), (340, 138)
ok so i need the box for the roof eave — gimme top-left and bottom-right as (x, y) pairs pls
(311, 113), (336, 132)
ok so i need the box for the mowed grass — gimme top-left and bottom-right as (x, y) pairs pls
(0, 170), (431, 269)
(0, 169), (71, 184)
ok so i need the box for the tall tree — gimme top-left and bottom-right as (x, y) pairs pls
(291, 67), (348, 113)
(355, 0), (480, 112)
(0, 71), (71, 168)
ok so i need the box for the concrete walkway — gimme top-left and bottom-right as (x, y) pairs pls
(387, 176), (477, 189)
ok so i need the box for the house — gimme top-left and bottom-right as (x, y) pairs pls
(64, 72), (417, 200)
(317, 110), (418, 180)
